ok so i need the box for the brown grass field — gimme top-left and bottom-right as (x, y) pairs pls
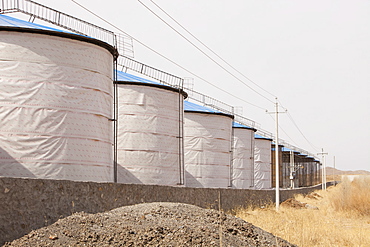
(235, 176), (370, 246)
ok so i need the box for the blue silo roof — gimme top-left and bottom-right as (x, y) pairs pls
(254, 134), (273, 141)
(232, 122), (255, 130)
(116, 70), (161, 85)
(115, 70), (188, 98)
(0, 14), (70, 33)
(298, 153), (308, 157)
(184, 101), (221, 113)
(0, 14), (117, 56)
(282, 147), (301, 154)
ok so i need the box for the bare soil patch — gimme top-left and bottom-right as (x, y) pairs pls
(4, 202), (296, 246)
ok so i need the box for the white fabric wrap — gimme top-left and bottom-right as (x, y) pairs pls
(117, 84), (183, 185)
(254, 139), (272, 189)
(0, 32), (113, 182)
(232, 128), (255, 189)
(184, 112), (232, 188)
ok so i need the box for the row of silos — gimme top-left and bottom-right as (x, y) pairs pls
(0, 14), (241, 188)
(113, 70), (320, 189)
(0, 14), (320, 189)
(278, 147), (321, 188)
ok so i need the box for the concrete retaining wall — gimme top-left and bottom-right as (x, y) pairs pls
(0, 177), (326, 245)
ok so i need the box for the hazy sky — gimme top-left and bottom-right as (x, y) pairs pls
(12, 0), (370, 171)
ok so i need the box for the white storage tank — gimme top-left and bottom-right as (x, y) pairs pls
(0, 15), (116, 182)
(232, 122), (256, 189)
(116, 71), (187, 185)
(254, 134), (272, 189)
(184, 101), (233, 188)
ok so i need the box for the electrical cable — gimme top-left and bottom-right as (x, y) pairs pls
(148, 0), (277, 99)
(138, 0), (275, 104)
(277, 99), (320, 151)
(267, 114), (299, 147)
(144, 0), (320, 151)
(71, 0), (268, 111)
(72, 0), (318, 153)
(286, 112), (320, 151)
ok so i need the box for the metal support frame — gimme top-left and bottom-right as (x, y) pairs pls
(0, 0), (134, 57)
(118, 55), (184, 89)
(0, 0), (115, 45)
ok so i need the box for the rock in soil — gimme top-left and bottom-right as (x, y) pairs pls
(4, 202), (297, 247)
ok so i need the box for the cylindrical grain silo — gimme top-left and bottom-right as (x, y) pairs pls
(116, 71), (187, 185)
(0, 15), (116, 182)
(314, 159), (321, 185)
(296, 153), (308, 187)
(305, 156), (315, 187)
(232, 122), (256, 189)
(184, 101), (233, 188)
(254, 134), (272, 189)
(271, 143), (284, 188)
(281, 147), (291, 188)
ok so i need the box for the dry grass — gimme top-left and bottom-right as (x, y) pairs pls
(329, 176), (370, 216)
(234, 177), (370, 247)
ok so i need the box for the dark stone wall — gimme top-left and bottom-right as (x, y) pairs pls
(0, 177), (326, 245)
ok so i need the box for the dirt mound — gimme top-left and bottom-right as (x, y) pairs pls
(5, 202), (297, 247)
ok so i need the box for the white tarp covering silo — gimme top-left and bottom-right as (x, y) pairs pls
(184, 101), (233, 188)
(232, 122), (256, 189)
(0, 15), (115, 182)
(116, 71), (186, 185)
(254, 134), (272, 189)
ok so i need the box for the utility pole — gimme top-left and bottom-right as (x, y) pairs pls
(267, 98), (286, 211)
(290, 150), (295, 189)
(333, 156), (336, 185)
(317, 148), (328, 190)
(274, 100), (279, 211)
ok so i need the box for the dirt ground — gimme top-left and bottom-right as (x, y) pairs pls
(4, 202), (297, 247)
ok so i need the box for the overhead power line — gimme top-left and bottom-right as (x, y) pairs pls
(143, 0), (320, 153)
(267, 114), (299, 147)
(71, 0), (267, 111)
(286, 112), (320, 152)
(138, 0), (275, 104)
(71, 0), (318, 153)
(148, 0), (277, 100)
(277, 99), (320, 151)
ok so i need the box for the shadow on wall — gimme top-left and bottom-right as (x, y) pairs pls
(0, 147), (36, 242)
(0, 146), (36, 179)
(116, 162), (143, 184)
(184, 171), (204, 188)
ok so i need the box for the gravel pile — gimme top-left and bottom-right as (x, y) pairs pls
(5, 202), (297, 246)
